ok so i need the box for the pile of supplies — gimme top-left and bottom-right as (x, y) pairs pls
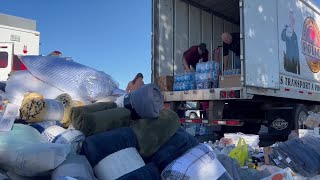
(1, 55), (320, 180)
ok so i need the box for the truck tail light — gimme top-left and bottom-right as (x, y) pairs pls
(220, 91), (227, 99)
(229, 91), (235, 98)
(221, 90), (240, 99)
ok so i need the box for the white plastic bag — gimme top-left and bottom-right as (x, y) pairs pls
(261, 167), (293, 180)
(304, 112), (320, 128)
(0, 124), (71, 177)
(5, 71), (64, 105)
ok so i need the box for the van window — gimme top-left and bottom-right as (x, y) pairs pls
(0, 52), (8, 68)
(12, 55), (27, 70)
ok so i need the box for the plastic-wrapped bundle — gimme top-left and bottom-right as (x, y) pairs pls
(161, 143), (233, 180)
(174, 73), (195, 83)
(195, 72), (219, 82)
(173, 82), (182, 91)
(196, 61), (219, 73)
(173, 81), (195, 91)
(5, 71), (65, 105)
(196, 80), (217, 89)
(20, 56), (119, 102)
(174, 74), (184, 82)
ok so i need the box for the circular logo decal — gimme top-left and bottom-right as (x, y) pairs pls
(302, 17), (320, 73)
(271, 118), (288, 130)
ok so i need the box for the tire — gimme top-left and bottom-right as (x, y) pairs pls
(293, 104), (308, 131)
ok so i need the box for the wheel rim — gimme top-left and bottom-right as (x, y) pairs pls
(298, 111), (307, 129)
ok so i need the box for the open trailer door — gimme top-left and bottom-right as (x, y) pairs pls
(242, 0), (280, 89)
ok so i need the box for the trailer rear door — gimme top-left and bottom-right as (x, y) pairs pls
(243, 0), (280, 89)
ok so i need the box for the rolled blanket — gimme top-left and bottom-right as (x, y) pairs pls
(116, 163), (161, 180)
(131, 109), (180, 158)
(81, 127), (138, 167)
(55, 93), (84, 128)
(144, 128), (198, 172)
(73, 107), (132, 137)
(123, 83), (164, 119)
(19, 92), (65, 123)
(70, 101), (117, 124)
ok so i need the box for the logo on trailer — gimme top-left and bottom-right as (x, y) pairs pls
(271, 118), (288, 130)
(23, 45), (28, 54)
(301, 17), (320, 73)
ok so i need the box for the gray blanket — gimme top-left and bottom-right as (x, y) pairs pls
(128, 83), (164, 119)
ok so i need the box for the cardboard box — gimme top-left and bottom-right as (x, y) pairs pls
(219, 75), (241, 88)
(157, 76), (174, 92)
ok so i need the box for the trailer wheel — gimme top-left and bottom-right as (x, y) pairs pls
(293, 104), (308, 130)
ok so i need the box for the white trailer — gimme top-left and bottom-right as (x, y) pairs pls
(0, 13), (40, 81)
(152, 0), (320, 136)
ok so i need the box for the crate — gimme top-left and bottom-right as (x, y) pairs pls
(157, 76), (174, 92)
(219, 75), (241, 88)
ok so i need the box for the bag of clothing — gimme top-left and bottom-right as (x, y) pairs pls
(20, 56), (119, 102)
(0, 124), (70, 177)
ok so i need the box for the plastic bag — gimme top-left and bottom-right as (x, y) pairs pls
(0, 124), (71, 177)
(228, 138), (248, 166)
(304, 112), (320, 128)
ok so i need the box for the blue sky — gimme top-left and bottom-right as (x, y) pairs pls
(0, 0), (151, 89)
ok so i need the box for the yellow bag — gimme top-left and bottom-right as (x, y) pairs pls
(228, 137), (248, 166)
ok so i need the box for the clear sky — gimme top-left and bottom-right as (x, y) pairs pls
(0, 0), (151, 89)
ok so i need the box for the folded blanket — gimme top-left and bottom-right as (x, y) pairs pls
(127, 83), (164, 119)
(55, 93), (84, 128)
(131, 109), (180, 158)
(70, 101), (117, 123)
(144, 128), (198, 172)
(116, 163), (161, 180)
(73, 107), (132, 136)
(81, 127), (138, 167)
